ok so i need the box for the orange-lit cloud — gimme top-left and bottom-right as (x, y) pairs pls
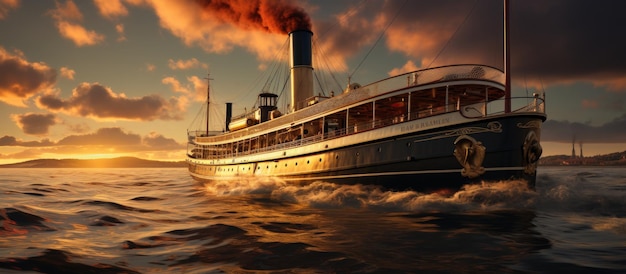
(0, 127), (184, 161)
(1, 128), (182, 149)
(58, 127), (140, 146)
(145, 63), (156, 71)
(143, 131), (182, 149)
(0, 0), (19, 20)
(49, 0), (105, 47)
(93, 0), (128, 19)
(0, 47), (56, 106)
(186, 75), (207, 101)
(56, 20), (105, 46)
(36, 82), (186, 121)
(591, 76), (626, 93)
(161, 76), (188, 93)
(581, 99), (599, 109)
(50, 0), (82, 21)
(162, 75), (206, 102)
(0, 136), (54, 147)
(388, 60), (419, 77)
(168, 58), (208, 70)
(116, 23), (126, 41)
(65, 122), (90, 134)
(11, 113), (58, 136)
(60, 66), (75, 80)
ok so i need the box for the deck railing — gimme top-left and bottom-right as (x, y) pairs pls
(189, 64), (505, 140)
(188, 94), (545, 160)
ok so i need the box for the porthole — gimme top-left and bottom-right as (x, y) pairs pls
(319, 158), (322, 162)
(378, 147), (382, 152)
(295, 162), (298, 166)
(307, 160), (310, 164)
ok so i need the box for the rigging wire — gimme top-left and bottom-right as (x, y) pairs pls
(312, 38), (344, 94)
(349, 0), (408, 80)
(425, 0), (479, 69)
(313, 0), (370, 38)
(232, 38), (290, 107)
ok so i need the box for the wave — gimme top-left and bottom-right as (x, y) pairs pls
(0, 249), (139, 274)
(0, 207), (55, 235)
(537, 172), (626, 217)
(202, 178), (537, 212)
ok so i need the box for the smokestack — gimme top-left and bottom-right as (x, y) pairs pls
(225, 102), (232, 131)
(289, 29), (314, 112)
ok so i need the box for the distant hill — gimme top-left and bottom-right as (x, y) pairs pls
(0, 157), (187, 168)
(539, 150), (626, 166)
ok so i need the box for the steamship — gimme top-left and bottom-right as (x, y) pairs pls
(186, 5), (546, 190)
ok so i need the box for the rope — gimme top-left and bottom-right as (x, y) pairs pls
(349, 0), (408, 79)
(425, 0), (478, 69)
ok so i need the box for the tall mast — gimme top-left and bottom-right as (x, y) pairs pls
(504, 0), (511, 113)
(205, 73), (212, 136)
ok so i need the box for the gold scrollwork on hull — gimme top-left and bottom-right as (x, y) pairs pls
(523, 131), (543, 174)
(414, 121), (502, 144)
(453, 135), (486, 178)
(446, 121), (502, 137)
(517, 120), (542, 129)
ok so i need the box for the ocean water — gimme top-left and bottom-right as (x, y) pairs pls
(1, 167), (625, 273)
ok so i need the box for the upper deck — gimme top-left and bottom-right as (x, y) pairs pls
(189, 64), (543, 145)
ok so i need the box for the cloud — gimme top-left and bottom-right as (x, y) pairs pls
(161, 76), (188, 93)
(93, 0), (128, 19)
(56, 20), (106, 46)
(116, 23), (126, 41)
(11, 113), (58, 136)
(0, 0), (19, 20)
(60, 66), (75, 80)
(542, 115), (626, 143)
(65, 122), (90, 134)
(57, 127), (140, 146)
(145, 63), (156, 71)
(388, 60), (419, 77)
(0, 135), (54, 147)
(143, 132), (183, 149)
(0, 127), (184, 161)
(36, 82), (186, 121)
(49, 0), (105, 47)
(581, 99), (599, 109)
(308, 0), (626, 92)
(162, 75), (206, 101)
(168, 58), (208, 70)
(1, 127), (182, 149)
(50, 0), (82, 21)
(0, 47), (56, 106)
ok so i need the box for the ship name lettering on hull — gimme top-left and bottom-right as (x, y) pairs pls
(401, 118), (451, 132)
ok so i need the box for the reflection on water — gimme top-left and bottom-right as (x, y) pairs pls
(0, 167), (625, 273)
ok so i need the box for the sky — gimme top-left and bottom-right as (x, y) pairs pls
(1, 0), (625, 164)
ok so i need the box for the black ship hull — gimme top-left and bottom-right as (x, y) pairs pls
(188, 113), (544, 191)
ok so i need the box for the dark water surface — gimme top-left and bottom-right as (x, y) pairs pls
(1, 167), (625, 273)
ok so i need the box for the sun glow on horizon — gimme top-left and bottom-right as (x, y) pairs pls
(0, 151), (186, 165)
